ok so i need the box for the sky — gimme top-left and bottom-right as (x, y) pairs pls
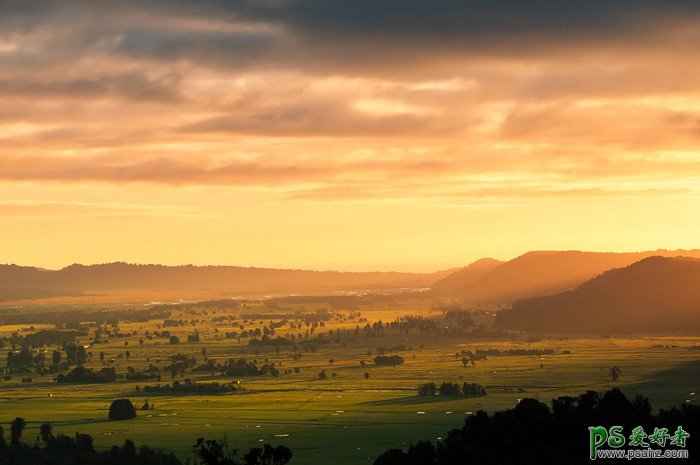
(2, 1), (700, 271)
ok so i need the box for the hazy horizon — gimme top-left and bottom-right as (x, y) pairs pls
(4, 247), (700, 273)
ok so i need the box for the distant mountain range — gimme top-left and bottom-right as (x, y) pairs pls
(495, 256), (700, 333)
(4, 249), (700, 309)
(0, 262), (455, 301)
(431, 249), (700, 303)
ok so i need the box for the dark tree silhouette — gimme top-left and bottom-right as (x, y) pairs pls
(108, 399), (137, 421)
(10, 418), (26, 447)
(192, 438), (292, 465)
(39, 422), (53, 444)
(373, 355), (404, 366)
(0, 421), (181, 465)
(418, 382), (436, 397)
(373, 388), (699, 465)
(242, 444), (292, 465)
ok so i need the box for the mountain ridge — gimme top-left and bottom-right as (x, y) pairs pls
(431, 249), (700, 303)
(495, 255), (700, 333)
(0, 261), (457, 300)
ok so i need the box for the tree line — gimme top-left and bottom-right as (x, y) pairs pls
(374, 388), (699, 465)
(0, 418), (291, 465)
(417, 382), (486, 397)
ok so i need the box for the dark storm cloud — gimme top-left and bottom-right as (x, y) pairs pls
(227, 0), (700, 57)
(3, 1), (700, 72)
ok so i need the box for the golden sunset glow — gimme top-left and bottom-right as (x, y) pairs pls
(2, 1), (700, 270)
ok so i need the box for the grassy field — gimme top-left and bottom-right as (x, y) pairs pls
(1, 300), (700, 464)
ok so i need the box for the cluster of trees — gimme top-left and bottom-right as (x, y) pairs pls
(63, 342), (88, 366)
(17, 330), (85, 347)
(364, 314), (475, 338)
(473, 348), (555, 357)
(248, 336), (291, 346)
(192, 438), (292, 465)
(126, 365), (161, 381)
(0, 418), (178, 465)
(0, 417), (291, 465)
(417, 382), (486, 397)
(5, 338), (93, 375)
(219, 358), (279, 378)
(375, 388), (700, 465)
(139, 379), (239, 395)
(56, 366), (116, 383)
(373, 355), (405, 366)
(163, 354), (198, 377)
(5, 347), (34, 373)
(0, 308), (170, 327)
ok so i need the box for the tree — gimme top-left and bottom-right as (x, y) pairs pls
(108, 399), (137, 421)
(243, 444), (292, 465)
(64, 343), (88, 366)
(39, 422), (53, 444)
(193, 437), (237, 465)
(418, 382), (437, 397)
(439, 382), (461, 397)
(10, 417), (26, 447)
(610, 366), (622, 382)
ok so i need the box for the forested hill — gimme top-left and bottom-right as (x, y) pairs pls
(495, 256), (700, 333)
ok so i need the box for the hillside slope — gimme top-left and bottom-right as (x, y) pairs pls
(432, 249), (700, 303)
(495, 256), (700, 333)
(430, 258), (503, 295)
